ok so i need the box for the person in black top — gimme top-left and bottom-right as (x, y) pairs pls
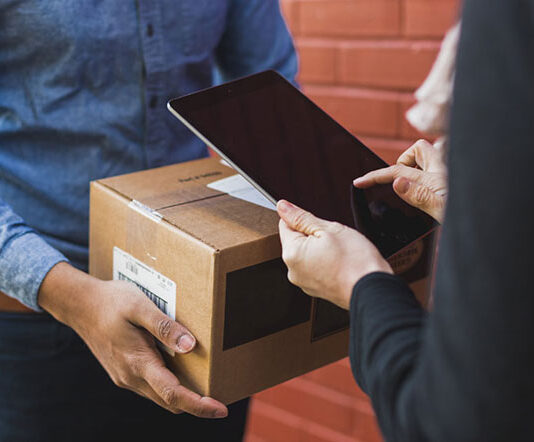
(276, 0), (534, 440)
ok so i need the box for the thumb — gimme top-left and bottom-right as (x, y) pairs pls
(393, 177), (444, 221)
(277, 200), (326, 236)
(132, 296), (196, 354)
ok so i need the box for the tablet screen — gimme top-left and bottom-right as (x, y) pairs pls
(169, 70), (436, 258)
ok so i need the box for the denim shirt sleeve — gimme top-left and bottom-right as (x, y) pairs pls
(215, 0), (299, 84)
(0, 199), (68, 311)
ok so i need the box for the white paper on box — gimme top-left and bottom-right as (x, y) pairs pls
(207, 174), (277, 211)
(113, 246), (177, 354)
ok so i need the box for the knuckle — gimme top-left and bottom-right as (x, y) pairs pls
(287, 270), (301, 286)
(112, 374), (128, 389)
(328, 221), (344, 233)
(414, 185), (431, 205)
(126, 354), (144, 376)
(415, 139), (429, 149)
(112, 280), (130, 296)
(292, 210), (308, 231)
(187, 401), (204, 418)
(392, 164), (403, 177)
(160, 385), (178, 406)
(397, 154), (411, 166)
(163, 398), (183, 414)
(282, 248), (296, 266)
(415, 139), (433, 156)
(156, 317), (173, 341)
(125, 293), (145, 317)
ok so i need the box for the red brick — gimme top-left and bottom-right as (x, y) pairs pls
(297, 39), (337, 84)
(258, 377), (381, 437)
(245, 400), (381, 442)
(256, 380), (353, 435)
(360, 136), (412, 165)
(243, 436), (266, 442)
(300, 421), (371, 442)
(305, 85), (400, 138)
(306, 362), (369, 402)
(399, 95), (427, 140)
(339, 41), (439, 90)
(403, 0), (461, 37)
(298, 0), (401, 38)
(281, 0), (300, 36)
(338, 357), (351, 368)
(351, 408), (383, 441)
(288, 377), (379, 441)
(245, 400), (301, 442)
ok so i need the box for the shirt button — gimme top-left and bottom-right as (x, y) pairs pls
(146, 23), (154, 37)
(149, 96), (157, 108)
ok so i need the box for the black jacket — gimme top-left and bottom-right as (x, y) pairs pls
(349, 1), (534, 440)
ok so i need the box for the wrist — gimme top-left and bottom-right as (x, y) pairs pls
(38, 262), (101, 329)
(338, 261), (393, 309)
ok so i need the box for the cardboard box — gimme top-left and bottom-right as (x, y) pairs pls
(89, 157), (355, 405)
(90, 157), (435, 404)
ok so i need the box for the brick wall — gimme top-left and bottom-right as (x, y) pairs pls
(244, 1), (460, 441)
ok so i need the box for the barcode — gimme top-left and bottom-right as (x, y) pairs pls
(126, 261), (138, 275)
(118, 272), (168, 315)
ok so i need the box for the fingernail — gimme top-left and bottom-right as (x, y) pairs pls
(177, 334), (195, 353)
(214, 409), (228, 418)
(277, 200), (294, 213)
(353, 178), (362, 186)
(396, 178), (410, 194)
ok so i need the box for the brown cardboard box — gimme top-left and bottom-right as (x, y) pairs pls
(89, 157), (354, 405)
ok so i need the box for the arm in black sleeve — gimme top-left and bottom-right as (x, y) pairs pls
(349, 1), (534, 441)
(350, 273), (425, 440)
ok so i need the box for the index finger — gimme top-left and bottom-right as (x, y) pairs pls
(353, 165), (423, 189)
(144, 362), (228, 418)
(397, 139), (442, 172)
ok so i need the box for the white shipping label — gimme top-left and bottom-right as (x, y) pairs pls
(207, 174), (277, 211)
(113, 247), (177, 321)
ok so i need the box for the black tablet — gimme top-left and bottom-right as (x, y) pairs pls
(168, 70), (436, 259)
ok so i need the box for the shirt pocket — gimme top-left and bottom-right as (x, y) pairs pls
(178, 0), (229, 55)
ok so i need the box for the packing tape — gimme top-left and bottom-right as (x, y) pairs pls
(128, 199), (163, 223)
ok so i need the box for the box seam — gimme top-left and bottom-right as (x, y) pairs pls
(94, 180), (222, 252)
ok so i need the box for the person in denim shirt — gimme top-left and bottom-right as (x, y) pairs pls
(0, 1), (297, 440)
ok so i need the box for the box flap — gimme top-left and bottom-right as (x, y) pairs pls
(97, 157), (235, 209)
(159, 193), (279, 251)
(96, 157), (280, 250)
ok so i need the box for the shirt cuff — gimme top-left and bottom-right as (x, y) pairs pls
(350, 272), (415, 312)
(0, 231), (68, 311)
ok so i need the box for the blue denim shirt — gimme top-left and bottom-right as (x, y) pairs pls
(0, 0), (298, 310)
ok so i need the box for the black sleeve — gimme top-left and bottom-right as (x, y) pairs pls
(349, 1), (534, 441)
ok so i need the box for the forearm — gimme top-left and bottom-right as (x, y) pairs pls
(0, 200), (68, 310)
(38, 261), (101, 330)
(350, 272), (425, 441)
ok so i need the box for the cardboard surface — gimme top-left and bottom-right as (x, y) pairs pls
(89, 157), (433, 404)
(90, 157), (353, 404)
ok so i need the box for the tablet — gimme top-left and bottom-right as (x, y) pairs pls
(168, 70), (436, 259)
